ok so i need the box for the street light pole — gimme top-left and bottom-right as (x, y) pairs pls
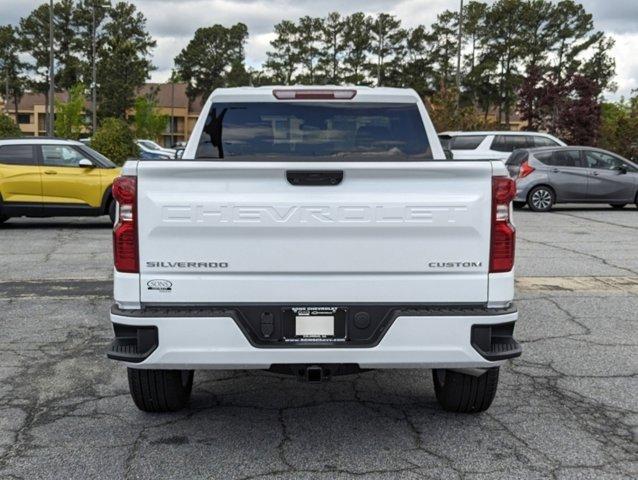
(48, 0), (55, 136)
(92, 1), (97, 134)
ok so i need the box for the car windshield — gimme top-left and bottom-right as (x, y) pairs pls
(78, 145), (117, 167)
(139, 140), (160, 151)
(195, 102), (432, 161)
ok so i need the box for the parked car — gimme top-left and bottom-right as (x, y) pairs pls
(506, 146), (638, 212)
(0, 137), (121, 223)
(108, 86), (520, 414)
(136, 139), (175, 158)
(137, 149), (172, 160)
(439, 131), (566, 160)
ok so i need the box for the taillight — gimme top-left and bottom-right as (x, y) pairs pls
(518, 161), (535, 178)
(490, 176), (516, 273)
(112, 176), (138, 273)
(272, 89), (357, 100)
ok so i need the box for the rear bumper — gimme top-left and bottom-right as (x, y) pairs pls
(108, 305), (520, 370)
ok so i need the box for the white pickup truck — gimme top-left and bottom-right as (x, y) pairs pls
(108, 86), (521, 413)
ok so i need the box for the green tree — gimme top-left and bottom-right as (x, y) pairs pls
(318, 12), (346, 84)
(342, 13), (371, 85)
(19, 2), (85, 97)
(54, 83), (86, 139)
(294, 16), (322, 84)
(91, 117), (137, 165)
(54, 0), (83, 90)
(133, 94), (167, 140)
(19, 4), (53, 101)
(97, 1), (156, 118)
(0, 25), (27, 121)
(429, 87), (484, 132)
(599, 93), (638, 159)
(367, 13), (406, 86)
(265, 20), (299, 84)
(401, 26), (436, 96)
(0, 113), (22, 138)
(463, 1), (488, 73)
(429, 10), (460, 89)
(175, 23), (249, 104)
(581, 36), (616, 95)
(480, 0), (528, 126)
(72, 0), (112, 88)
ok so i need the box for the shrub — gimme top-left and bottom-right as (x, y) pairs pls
(0, 114), (22, 138)
(91, 117), (139, 165)
(54, 83), (86, 140)
(134, 95), (167, 140)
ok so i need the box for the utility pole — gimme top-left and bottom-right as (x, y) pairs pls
(92, 1), (97, 134)
(48, 0), (55, 136)
(456, 0), (464, 106)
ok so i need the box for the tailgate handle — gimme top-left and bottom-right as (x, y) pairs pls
(287, 170), (343, 186)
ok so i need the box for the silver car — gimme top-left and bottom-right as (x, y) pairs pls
(507, 147), (638, 212)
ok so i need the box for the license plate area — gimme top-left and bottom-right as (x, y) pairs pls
(283, 307), (346, 344)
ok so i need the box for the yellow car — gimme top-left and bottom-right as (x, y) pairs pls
(0, 138), (121, 224)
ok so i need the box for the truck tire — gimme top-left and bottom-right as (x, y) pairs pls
(127, 368), (194, 412)
(432, 367), (499, 413)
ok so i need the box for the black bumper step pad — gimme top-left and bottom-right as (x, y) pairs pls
(471, 322), (522, 361)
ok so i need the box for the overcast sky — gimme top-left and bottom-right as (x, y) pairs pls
(1, 0), (636, 100)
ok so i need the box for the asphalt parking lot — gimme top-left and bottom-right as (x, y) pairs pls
(1, 206), (637, 479)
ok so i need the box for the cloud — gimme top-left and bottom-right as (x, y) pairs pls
(579, 0), (638, 34)
(606, 32), (638, 100)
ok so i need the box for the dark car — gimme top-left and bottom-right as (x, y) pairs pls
(506, 146), (638, 212)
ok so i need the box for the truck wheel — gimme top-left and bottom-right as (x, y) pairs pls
(527, 186), (554, 212)
(432, 367), (499, 413)
(127, 368), (194, 412)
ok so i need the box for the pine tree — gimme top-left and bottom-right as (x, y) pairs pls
(54, 0), (82, 90)
(97, 1), (156, 118)
(0, 25), (27, 122)
(342, 13), (371, 85)
(174, 23), (249, 104)
(367, 13), (406, 86)
(318, 12), (346, 84)
(294, 16), (322, 84)
(265, 20), (300, 85)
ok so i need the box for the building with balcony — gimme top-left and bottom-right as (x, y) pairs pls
(0, 82), (205, 147)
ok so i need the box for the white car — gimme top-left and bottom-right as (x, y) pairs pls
(108, 86), (521, 413)
(439, 131), (566, 160)
(135, 139), (175, 158)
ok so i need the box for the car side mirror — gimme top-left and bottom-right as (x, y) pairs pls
(174, 148), (185, 159)
(78, 159), (94, 168)
(618, 165), (628, 175)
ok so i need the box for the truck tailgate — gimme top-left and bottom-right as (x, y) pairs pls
(137, 161), (493, 304)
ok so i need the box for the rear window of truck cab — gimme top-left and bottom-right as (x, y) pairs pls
(195, 102), (432, 161)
